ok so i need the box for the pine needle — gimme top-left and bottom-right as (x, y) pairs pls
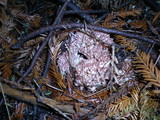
(0, 82), (11, 120)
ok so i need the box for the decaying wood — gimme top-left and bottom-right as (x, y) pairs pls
(0, 82), (90, 116)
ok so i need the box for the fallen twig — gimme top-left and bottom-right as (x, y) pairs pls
(42, 53), (51, 77)
(64, 9), (107, 14)
(58, 0), (94, 23)
(0, 82), (89, 116)
(12, 23), (160, 49)
(17, 0), (69, 82)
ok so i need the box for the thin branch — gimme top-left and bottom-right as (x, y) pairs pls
(17, 35), (49, 82)
(0, 82), (11, 120)
(42, 52), (51, 77)
(42, 0), (70, 77)
(94, 13), (109, 23)
(64, 9), (107, 14)
(54, 0), (70, 25)
(17, 0), (70, 82)
(12, 23), (160, 49)
(58, 0), (94, 23)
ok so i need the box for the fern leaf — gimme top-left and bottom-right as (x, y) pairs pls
(133, 51), (160, 83)
(50, 42), (66, 89)
(118, 9), (141, 18)
(33, 60), (42, 79)
(104, 20), (126, 28)
(50, 68), (66, 89)
(129, 20), (148, 31)
(115, 34), (160, 87)
(11, 8), (41, 28)
(115, 35), (136, 52)
(130, 87), (139, 103)
(107, 95), (131, 117)
(24, 36), (44, 47)
(0, 63), (12, 78)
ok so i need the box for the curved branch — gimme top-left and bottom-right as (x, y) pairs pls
(11, 23), (160, 49)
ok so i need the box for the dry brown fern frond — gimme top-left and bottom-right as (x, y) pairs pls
(129, 20), (148, 31)
(115, 34), (160, 92)
(33, 58), (44, 79)
(0, 8), (15, 42)
(107, 95), (131, 117)
(104, 20), (126, 29)
(13, 45), (41, 71)
(114, 35), (136, 52)
(0, 63), (12, 78)
(107, 86), (158, 119)
(133, 51), (160, 88)
(133, 51), (160, 81)
(49, 42), (66, 89)
(130, 87), (158, 120)
(104, 9), (141, 22)
(117, 9), (142, 18)
(103, 8), (143, 32)
(10, 8), (41, 28)
(103, 12), (116, 23)
(24, 36), (45, 47)
(50, 64), (66, 89)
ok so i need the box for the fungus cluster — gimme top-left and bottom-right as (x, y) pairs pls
(57, 30), (134, 92)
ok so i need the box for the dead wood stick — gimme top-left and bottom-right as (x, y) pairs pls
(0, 82), (89, 116)
(17, 0), (70, 82)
